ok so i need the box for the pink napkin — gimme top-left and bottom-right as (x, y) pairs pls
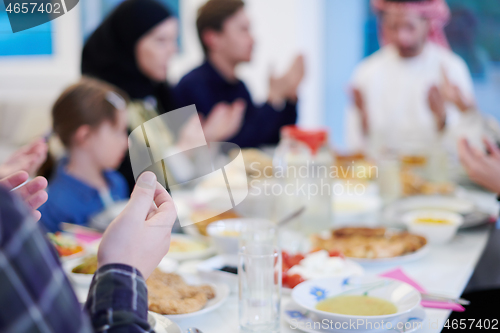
(380, 268), (465, 312)
(61, 224), (102, 244)
(75, 232), (102, 244)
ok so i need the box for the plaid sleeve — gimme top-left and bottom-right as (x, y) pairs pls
(0, 188), (93, 333)
(85, 264), (153, 333)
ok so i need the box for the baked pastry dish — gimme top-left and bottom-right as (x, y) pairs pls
(311, 227), (427, 259)
(147, 270), (215, 315)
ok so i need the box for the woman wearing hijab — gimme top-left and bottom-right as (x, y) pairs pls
(82, 0), (176, 113)
(82, 0), (244, 192)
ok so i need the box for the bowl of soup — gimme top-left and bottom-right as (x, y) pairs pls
(402, 210), (463, 244)
(206, 219), (244, 255)
(291, 276), (421, 324)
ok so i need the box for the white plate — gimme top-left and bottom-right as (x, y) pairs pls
(158, 282), (230, 320)
(197, 254), (239, 293)
(388, 195), (475, 214)
(165, 234), (216, 261)
(314, 228), (430, 267)
(147, 312), (182, 333)
(63, 257), (95, 287)
(348, 243), (430, 267)
(283, 301), (426, 333)
(383, 195), (492, 229)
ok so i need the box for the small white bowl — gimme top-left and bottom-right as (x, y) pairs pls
(402, 210), (463, 244)
(206, 218), (275, 255)
(63, 256), (178, 288)
(206, 219), (244, 255)
(63, 257), (95, 287)
(292, 276), (421, 325)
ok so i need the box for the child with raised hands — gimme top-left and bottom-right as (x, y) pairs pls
(39, 77), (130, 232)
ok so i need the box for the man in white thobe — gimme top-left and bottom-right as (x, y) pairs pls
(345, 0), (484, 162)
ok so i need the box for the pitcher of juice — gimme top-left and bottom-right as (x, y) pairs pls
(273, 126), (333, 236)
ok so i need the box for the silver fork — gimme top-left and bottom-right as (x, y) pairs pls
(421, 293), (470, 305)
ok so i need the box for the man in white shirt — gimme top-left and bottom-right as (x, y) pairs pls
(345, 0), (482, 161)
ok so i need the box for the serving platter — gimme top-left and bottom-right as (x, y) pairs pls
(157, 282), (230, 320)
(311, 228), (430, 267)
(347, 243), (430, 267)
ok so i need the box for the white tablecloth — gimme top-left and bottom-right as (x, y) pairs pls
(167, 227), (490, 333)
(70, 225), (491, 333)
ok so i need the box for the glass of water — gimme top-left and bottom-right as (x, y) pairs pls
(238, 244), (281, 333)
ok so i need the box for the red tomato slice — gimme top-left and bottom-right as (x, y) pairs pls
(282, 262), (291, 275)
(328, 250), (344, 258)
(288, 254), (304, 267)
(285, 274), (305, 288)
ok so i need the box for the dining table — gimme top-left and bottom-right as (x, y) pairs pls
(170, 225), (491, 333)
(69, 183), (497, 333)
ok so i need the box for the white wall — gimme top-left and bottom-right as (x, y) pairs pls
(294, 0), (325, 127)
(169, 0), (326, 128)
(0, 0), (327, 149)
(324, 0), (366, 149)
(0, 6), (81, 102)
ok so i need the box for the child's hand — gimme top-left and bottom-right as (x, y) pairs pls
(0, 138), (48, 178)
(0, 171), (48, 221)
(97, 172), (177, 279)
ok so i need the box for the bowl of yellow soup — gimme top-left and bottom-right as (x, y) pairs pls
(402, 210), (463, 244)
(291, 276), (421, 324)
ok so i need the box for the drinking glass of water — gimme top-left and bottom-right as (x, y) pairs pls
(238, 244), (281, 333)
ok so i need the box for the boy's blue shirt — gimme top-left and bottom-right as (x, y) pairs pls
(39, 158), (129, 232)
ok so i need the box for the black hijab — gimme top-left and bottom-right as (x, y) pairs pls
(82, 0), (175, 112)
